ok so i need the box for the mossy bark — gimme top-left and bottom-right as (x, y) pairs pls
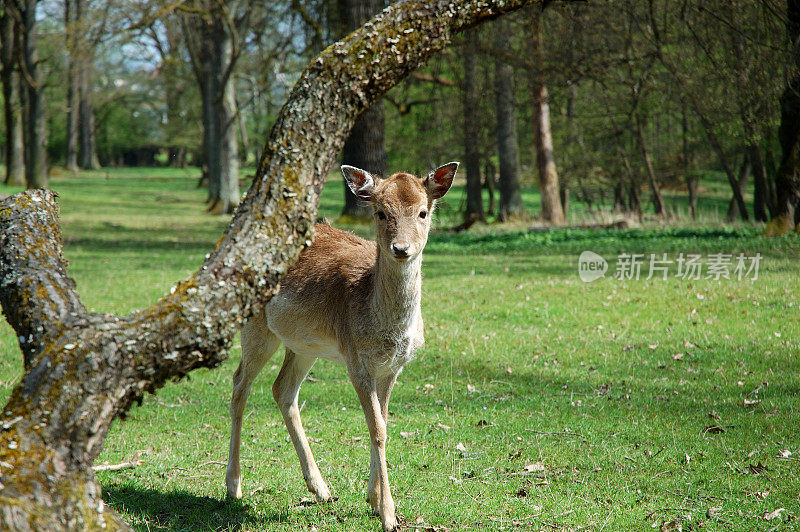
(0, 1), (542, 528)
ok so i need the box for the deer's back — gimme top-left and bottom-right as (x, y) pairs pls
(263, 223), (377, 362)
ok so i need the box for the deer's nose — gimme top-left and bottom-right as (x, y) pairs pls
(391, 242), (410, 258)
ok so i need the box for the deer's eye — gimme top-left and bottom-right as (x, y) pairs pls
(419, 210), (428, 219)
(377, 211), (387, 220)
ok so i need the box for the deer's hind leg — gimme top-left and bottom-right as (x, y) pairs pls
(226, 314), (280, 499)
(273, 349), (332, 501)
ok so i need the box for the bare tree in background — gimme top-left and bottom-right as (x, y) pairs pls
(181, 0), (249, 214)
(494, 16), (524, 220)
(529, 8), (565, 224)
(462, 28), (484, 223)
(0, 9), (25, 185)
(14, 0), (48, 188)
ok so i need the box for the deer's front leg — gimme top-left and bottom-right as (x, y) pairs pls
(351, 368), (397, 532)
(367, 373), (398, 510)
(273, 350), (332, 502)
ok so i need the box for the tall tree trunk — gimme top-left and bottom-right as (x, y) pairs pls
(338, 0), (387, 220)
(612, 182), (626, 213)
(341, 104), (386, 218)
(635, 112), (665, 216)
(484, 158), (496, 216)
(19, 0), (48, 189)
(682, 105), (698, 220)
(621, 151), (642, 220)
(750, 143), (769, 222)
(215, 60), (239, 215)
(766, 0), (800, 234)
(64, 0), (79, 173)
(561, 82), (579, 219)
(529, 10), (564, 224)
(182, 4), (239, 215)
(0, 11), (25, 185)
(78, 63), (97, 170)
(494, 17), (523, 221)
(462, 29), (484, 223)
(0, 2), (540, 528)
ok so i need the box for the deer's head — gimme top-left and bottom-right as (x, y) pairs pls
(342, 162), (458, 263)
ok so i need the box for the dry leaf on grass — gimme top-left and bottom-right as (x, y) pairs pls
(760, 508), (785, 520)
(522, 462), (546, 473)
(455, 442), (467, 457)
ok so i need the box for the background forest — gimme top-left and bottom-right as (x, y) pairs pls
(0, 0), (794, 228)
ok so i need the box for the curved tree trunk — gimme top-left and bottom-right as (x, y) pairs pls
(0, 1), (541, 529)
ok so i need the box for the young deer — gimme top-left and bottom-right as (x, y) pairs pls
(225, 162), (458, 531)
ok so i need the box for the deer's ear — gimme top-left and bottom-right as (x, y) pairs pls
(341, 165), (376, 201)
(424, 162), (459, 200)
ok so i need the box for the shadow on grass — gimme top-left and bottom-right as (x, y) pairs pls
(103, 484), (278, 531)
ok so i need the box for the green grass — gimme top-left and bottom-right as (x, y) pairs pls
(1, 168), (799, 531)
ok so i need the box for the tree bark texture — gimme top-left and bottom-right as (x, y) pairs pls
(529, 10), (564, 224)
(766, 0), (800, 234)
(0, 1), (542, 529)
(17, 0), (48, 188)
(182, 1), (239, 215)
(494, 17), (523, 220)
(338, 0), (388, 220)
(0, 11), (25, 185)
(462, 28), (484, 222)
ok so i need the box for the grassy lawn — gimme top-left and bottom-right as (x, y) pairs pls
(1, 168), (799, 531)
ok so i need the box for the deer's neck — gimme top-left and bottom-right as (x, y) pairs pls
(372, 250), (422, 326)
